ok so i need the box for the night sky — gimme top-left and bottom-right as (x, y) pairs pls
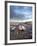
(10, 5), (32, 20)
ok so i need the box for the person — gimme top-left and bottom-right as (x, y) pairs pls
(18, 25), (22, 31)
(22, 25), (26, 31)
(18, 25), (26, 31)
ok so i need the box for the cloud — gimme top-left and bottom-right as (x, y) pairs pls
(10, 6), (32, 20)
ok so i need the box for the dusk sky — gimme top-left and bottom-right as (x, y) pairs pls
(10, 5), (32, 20)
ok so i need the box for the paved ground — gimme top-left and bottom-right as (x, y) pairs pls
(10, 29), (32, 40)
